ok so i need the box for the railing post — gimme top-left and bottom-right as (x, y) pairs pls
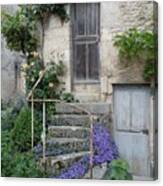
(31, 94), (34, 149)
(89, 115), (93, 179)
(42, 101), (46, 162)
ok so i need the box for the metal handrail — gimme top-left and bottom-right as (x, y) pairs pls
(27, 69), (46, 100)
(27, 71), (94, 178)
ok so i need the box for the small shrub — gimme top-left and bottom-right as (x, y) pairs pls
(11, 106), (42, 152)
(1, 147), (43, 177)
(1, 108), (15, 131)
(1, 10), (38, 54)
(1, 107), (44, 177)
(10, 152), (43, 178)
(103, 159), (133, 180)
(1, 131), (14, 176)
(1, 96), (26, 131)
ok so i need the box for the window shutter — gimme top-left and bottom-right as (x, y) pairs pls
(72, 3), (100, 81)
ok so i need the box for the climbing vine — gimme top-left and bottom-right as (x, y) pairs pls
(1, 6), (73, 177)
(2, 4), (69, 97)
(2, 4), (68, 56)
(113, 28), (157, 81)
(2, 9), (37, 55)
(22, 4), (69, 21)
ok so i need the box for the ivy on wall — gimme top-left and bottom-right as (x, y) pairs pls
(22, 4), (69, 21)
(113, 28), (157, 81)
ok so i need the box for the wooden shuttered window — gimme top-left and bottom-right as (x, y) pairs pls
(72, 3), (100, 81)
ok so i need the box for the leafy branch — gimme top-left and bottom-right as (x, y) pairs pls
(1, 4), (68, 56)
(1, 4), (69, 98)
(113, 28), (157, 81)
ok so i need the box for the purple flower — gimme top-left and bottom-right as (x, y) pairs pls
(56, 122), (118, 179)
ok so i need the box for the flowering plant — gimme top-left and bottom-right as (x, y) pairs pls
(57, 123), (118, 179)
(21, 54), (65, 99)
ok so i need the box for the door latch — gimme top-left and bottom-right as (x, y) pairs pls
(142, 129), (149, 135)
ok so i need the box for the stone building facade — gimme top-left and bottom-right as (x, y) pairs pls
(1, 1), (158, 179)
(1, 2), (157, 103)
(42, 2), (158, 179)
(43, 1), (157, 102)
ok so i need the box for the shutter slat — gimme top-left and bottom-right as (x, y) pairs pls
(88, 43), (99, 80)
(75, 4), (85, 36)
(74, 44), (86, 80)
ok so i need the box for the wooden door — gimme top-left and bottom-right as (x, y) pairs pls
(113, 84), (152, 178)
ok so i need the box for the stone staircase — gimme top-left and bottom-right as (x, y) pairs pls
(35, 103), (111, 178)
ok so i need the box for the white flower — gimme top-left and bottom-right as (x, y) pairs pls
(30, 62), (34, 66)
(49, 82), (54, 88)
(21, 63), (29, 70)
(31, 77), (35, 82)
(39, 70), (43, 77)
(32, 51), (39, 58)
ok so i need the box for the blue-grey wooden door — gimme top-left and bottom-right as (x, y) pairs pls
(113, 84), (151, 178)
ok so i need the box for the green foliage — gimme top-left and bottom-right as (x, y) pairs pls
(1, 96), (26, 131)
(9, 152), (43, 177)
(1, 4), (68, 55)
(11, 106), (42, 152)
(2, 4), (69, 101)
(34, 61), (64, 99)
(1, 130), (14, 176)
(1, 5), (75, 177)
(1, 95), (46, 177)
(21, 58), (65, 99)
(1, 142), (43, 178)
(20, 4), (69, 22)
(60, 92), (79, 103)
(113, 28), (157, 80)
(1, 10), (38, 54)
(22, 58), (66, 117)
(1, 108), (17, 131)
(143, 59), (156, 80)
(103, 159), (133, 180)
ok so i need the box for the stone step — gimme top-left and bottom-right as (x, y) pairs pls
(39, 151), (90, 177)
(84, 162), (107, 179)
(48, 114), (91, 127)
(55, 103), (111, 115)
(35, 138), (90, 157)
(48, 126), (90, 139)
(44, 151), (90, 164)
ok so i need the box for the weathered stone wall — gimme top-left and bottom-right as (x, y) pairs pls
(43, 6), (71, 93)
(1, 5), (24, 103)
(43, 1), (156, 102)
(100, 1), (155, 102)
(1, 2), (156, 102)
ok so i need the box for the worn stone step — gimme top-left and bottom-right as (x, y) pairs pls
(46, 138), (89, 154)
(55, 103), (111, 115)
(48, 114), (91, 127)
(44, 151), (90, 164)
(84, 162), (107, 179)
(39, 151), (90, 176)
(35, 138), (90, 157)
(48, 126), (90, 139)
